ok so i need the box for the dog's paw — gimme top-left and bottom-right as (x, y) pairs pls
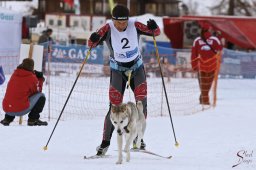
(126, 155), (130, 162)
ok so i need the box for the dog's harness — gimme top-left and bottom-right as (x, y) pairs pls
(109, 55), (143, 72)
(118, 112), (132, 136)
(124, 126), (130, 133)
(117, 121), (131, 136)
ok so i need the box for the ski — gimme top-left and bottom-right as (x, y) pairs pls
(83, 155), (111, 160)
(85, 149), (172, 160)
(130, 149), (172, 159)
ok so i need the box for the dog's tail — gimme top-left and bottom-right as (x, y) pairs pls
(136, 101), (143, 116)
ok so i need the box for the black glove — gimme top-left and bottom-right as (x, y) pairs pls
(89, 32), (100, 43)
(147, 19), (158, 31)
(34, 70), (44, 79)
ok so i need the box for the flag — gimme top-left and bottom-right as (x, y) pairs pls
(74, 0), (80, 15)
(108, 0), (115, 12)
(64, 0), (74, 7)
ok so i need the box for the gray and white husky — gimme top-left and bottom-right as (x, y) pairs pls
(110, 101), (146, 164)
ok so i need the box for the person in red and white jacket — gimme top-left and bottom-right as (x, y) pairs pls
(1, 58), (48, 126)
(191, 27), (223, 105)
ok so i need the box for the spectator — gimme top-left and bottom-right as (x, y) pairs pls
(1, 58), (48, 126)
(162, 57), (173, 82)
(38, 28), (53, 44)
(38, 28), (53, 73)
(22, 17), (29, 40)
(145, 57), (158, 77)
(191, 25), (223, 105)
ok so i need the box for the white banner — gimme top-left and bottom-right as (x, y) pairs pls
(0, 7), (22, 56)
(19, 44), (44, 72)
(0, 8), (22, 74)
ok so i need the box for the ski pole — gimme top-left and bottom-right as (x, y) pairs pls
(152, 34), (179, 147)
(43, 46), (93, 151)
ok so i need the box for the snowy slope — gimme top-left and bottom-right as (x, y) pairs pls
(0, 79), (256, 170)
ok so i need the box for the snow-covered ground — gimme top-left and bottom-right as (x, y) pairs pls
(0, 79), (256, 170)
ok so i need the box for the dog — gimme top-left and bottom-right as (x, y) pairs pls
(110, 101), (146, 164)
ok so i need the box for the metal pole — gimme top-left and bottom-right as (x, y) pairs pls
(47, 42), (52, 121)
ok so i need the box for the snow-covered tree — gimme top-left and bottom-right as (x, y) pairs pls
(210, 0), (256, 16)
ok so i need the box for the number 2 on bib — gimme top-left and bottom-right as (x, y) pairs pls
(121, 38), (130, 49)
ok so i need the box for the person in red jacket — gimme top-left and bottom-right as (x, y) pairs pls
(88, 4), (160, 156)
(1, 58), (48, 126)
(191, 26), (223, 105)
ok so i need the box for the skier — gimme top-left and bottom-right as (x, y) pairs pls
(88, 4), (160, 156)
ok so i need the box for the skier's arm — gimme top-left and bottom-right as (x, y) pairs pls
(88, 24), (110, 48)
(135, 20), (160, 36)
(191, 40), (199, 71)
